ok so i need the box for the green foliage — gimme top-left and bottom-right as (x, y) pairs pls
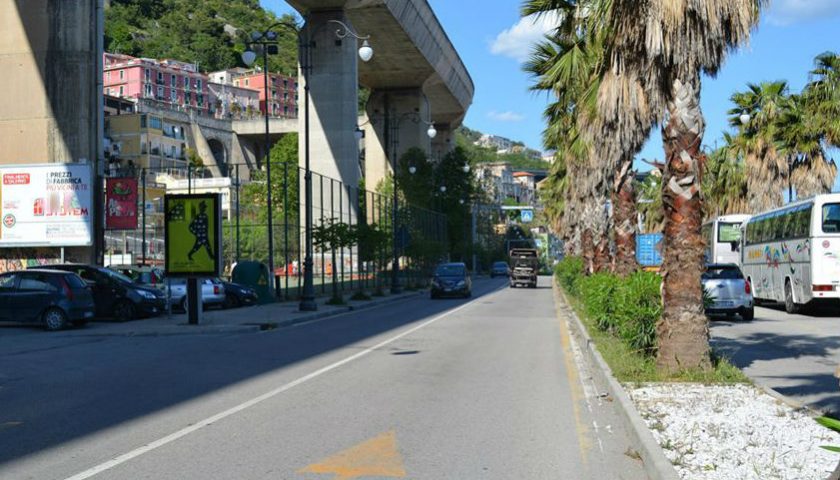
(614, 271), (662, 356)
(105, 0), (298, 74)
(555, 256), (584, 295)
(454, 127), (550, 171)
(578, 273), (621, 332)
(817, 416), (840, 453)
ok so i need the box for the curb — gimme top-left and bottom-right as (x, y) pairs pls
(553, 283), (680, 480)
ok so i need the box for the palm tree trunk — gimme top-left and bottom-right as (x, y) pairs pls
(613, 154), (639, 276)
(828, 461), (840, 480)
(581, 228), (595, 274)
(656, 76), (711, 372)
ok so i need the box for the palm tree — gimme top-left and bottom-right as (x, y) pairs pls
(702, 134), (748, 219)
(599, 0), (766, 371)
(776, 93), (837, 199)
(727, 81), (790, 211)
(806, 52), (840, 147)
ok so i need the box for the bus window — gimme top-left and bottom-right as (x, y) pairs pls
(822, 204), (840, 233)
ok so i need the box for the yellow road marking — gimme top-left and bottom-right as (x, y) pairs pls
(553, 288), (592, 466)
(298, 430), (406, 480)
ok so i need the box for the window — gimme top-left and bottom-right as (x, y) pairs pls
(106, 71), (111, 81)
(245, 79), (249, 86)
(157, 85), (164, 98)
(157, 71), (163, 83)
(185, 79), (190, 92)
(197, 94), (204, 107)
(119, 70), (124, 80)
(171, 74), (176, 87)
(702, 266), (744, 280)
(145, 83), (153, 97)
(19, 274), (57, 292)
(822, 203), (840, 233)
(185, 92), (192, 104)
(149, 116), (162, 130)
(119, 86), (124, 96)
(64, 274), (86, 289)
(196, 79), (202, 90)
(170, 88), (177, 102)
(283, 79), (288, 89)
(145, 68), (151, 82)
(140, 114), (147, 128)
(0, 273), (17, 290)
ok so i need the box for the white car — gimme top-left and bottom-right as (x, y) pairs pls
(164, 278), (226, 311)
(703, 264), (754, 320)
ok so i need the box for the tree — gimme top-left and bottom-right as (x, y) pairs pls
(599, 0), (765, 372)
(702, 134), (748, 219)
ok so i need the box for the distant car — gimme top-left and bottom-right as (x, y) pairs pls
(0, 270), (95, 330)
(29, 264), (166, 321)
(107, 264), (165, 289)
(217, 279), (258, 309)
(490, 261), (509, 278)
(702, 264), (754, 321)
(430, 262), (472, 299)
(165, 278), (226, 311)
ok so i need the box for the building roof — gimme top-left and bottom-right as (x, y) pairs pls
(512, 171), (535, 177)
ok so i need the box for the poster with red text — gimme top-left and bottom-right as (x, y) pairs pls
(106, 177), (138, 230)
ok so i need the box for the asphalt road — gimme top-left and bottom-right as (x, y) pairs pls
(711, 304), (840, 414)
(0, 277), (647, 480)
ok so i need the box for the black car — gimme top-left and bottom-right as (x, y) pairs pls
(29, 264), (166, 321)
(430, 262), (472, 299)
(0, 270), (95, 330)
(218, 279), (258, 308)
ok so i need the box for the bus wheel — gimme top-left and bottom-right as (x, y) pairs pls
(784, 281), (800, 315)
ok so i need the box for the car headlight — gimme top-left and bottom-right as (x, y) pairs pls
(431, 279), (441, 287)
(137, 289), (155, 299)
(456, 280), (465, 287)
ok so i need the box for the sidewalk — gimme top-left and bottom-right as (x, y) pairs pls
(63, 289), (428, 337)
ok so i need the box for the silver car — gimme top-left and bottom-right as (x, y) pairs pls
(164, 278), (226, 311)
(703, 264), (754, 320)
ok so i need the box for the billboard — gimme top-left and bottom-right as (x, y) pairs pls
(164, 194), (221, 277)
(0, 163), (93, 247)
(105, 177), (138, 230)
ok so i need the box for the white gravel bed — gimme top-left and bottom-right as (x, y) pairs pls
(628, 383), (840, 480)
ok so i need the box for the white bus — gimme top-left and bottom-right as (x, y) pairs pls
(741, 194), (840, 313)
(702, 214), (751, 265)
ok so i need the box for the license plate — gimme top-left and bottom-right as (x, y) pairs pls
(713, 301), (734, 308)
(444, 288), (452, 292)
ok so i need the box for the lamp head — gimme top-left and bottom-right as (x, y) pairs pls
(241, 50), (257, 67)
(739, 111), (751, 126)
(427, 125), (437, 139)
(440, 185), (446, 193)
(462, 163), (470, 173)
(409, 165), (417, 175)
(358, 40), (374, 62)
(250, 31), (262, 41)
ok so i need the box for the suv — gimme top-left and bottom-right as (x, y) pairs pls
(490, 261), (510, 278)
(29, 264), (166, 321)
(0, 270), (95, 330)
(702, 264), (754, 321)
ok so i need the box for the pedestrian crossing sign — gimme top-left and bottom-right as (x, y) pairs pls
(520, 209), (534, 223)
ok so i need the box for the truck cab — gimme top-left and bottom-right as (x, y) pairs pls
(509, 248), (539, 288)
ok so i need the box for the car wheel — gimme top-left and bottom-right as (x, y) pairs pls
(784, 281), (800, 315)
(43, 308), (68, 331)
(742, 307), (755, 321)
(113, 301), (137, 322)
(224, 293), (241, 309)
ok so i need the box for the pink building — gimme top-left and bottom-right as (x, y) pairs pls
(233, 70), (298, 118)
(103, 53), (213, 115)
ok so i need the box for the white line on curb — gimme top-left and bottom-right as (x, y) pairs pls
(63, 284), (504, 480)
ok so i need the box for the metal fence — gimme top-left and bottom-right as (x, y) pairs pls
(104, 163), (448, 299)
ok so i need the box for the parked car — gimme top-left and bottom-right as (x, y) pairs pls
(165, 278), (226, 311)
(107, 264), (166, 289)
(430, 262), (472, 299)
(490, 261), (510, 278)
(29, 264), (166, 321)
(217, 279), (258, 308)
(702, 264), (754, 321)
(0, 269), (95, 330)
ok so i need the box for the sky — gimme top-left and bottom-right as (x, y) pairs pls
(260, 0), (840, 173)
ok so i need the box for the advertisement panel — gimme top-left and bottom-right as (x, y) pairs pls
(0, 163), (93, 247)
(164, 194), (221, 277)
(105, 177), (138, 230)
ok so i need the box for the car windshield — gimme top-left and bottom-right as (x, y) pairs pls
(102, 268), (135, 284)
(702, 266), (743, 280)
(435, 265), (465, 276)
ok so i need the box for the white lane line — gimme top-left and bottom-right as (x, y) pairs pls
(63, 293), (487, 480)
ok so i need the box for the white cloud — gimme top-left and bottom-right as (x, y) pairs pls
(490, 12), (562, 62)
(487, 110), (525, 122)
(767, 0), (840, 25)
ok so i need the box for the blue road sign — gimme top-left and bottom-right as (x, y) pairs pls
(520, 209), (534, 223)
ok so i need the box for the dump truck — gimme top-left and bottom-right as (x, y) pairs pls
(509, 248), (539, 288)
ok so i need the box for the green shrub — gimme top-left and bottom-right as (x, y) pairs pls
(555, 256), (584, 295)
(578, 272), (621, 332)
(614, 271), (662, 357)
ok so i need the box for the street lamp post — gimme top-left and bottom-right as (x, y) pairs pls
(246, 19), (373, 311)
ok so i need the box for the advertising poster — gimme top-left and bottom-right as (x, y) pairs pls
(164, 194), (221, 277)
(105, 177), (138, 230)
(0, 163), (93, 247)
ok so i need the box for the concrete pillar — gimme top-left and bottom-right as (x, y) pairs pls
(363, 89), (433, 191)
(300, 11), (362, 188)
(430, 123), (454, 161)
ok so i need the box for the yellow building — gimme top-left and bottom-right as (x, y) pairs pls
(105, 113), (190, 175)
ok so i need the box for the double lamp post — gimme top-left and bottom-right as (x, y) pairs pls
(242, 19), (373, 311)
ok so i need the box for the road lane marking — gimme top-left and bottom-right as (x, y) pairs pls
(553, 289), (593, 467)
(298, 430), (406, 480)
(62, 294), (486, 480)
